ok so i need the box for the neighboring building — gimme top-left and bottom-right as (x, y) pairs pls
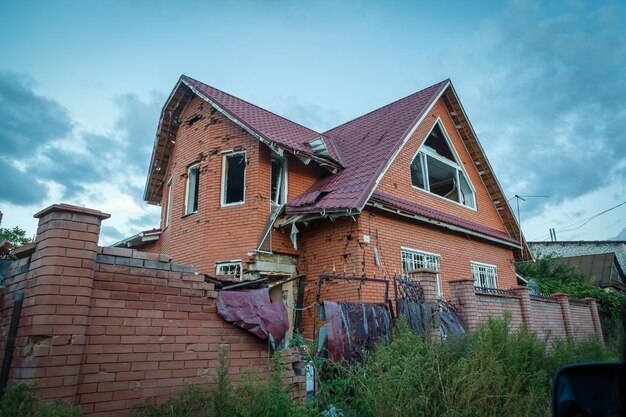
(529, 241), (626, 291)
(120, 75), (528, 336)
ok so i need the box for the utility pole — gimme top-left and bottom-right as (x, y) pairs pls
(510, 195), (548, 259)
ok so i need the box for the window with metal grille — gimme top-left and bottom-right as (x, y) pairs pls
(401, 248), (442, 294)
(471, 262), (497, 289)
(216, 261), (242, 279)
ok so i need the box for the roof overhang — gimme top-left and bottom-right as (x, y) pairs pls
(144, 77), (342, 205)
(366, 201), (521, 250)
(111, 229), (161, 248)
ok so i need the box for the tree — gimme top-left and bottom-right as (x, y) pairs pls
(517, 257), (625, 344)
(0, 226), (32, 260)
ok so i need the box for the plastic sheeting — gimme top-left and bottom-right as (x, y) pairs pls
(216, 288), (289, 347)
(321, 301), (391, 363)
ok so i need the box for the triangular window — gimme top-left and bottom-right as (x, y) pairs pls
(410, 122), (476, 208)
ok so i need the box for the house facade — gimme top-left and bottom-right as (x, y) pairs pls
(121, 75), (528, 336)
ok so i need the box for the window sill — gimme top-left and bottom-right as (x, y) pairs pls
(221, 201), (245, 208)
(411, 185), (477, 212)
(181, 211), (197, 219)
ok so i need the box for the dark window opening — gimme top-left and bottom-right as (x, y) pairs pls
(223, 152), (246, 205)
(271, 157), (286, 206)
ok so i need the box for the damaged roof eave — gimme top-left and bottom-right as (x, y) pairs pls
(367, 201), (521, 250)
(180, 78), (343, 172)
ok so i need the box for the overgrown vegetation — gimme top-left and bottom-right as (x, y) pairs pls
(314, 316), (615, 417)
(132, 345), (316, 417)
(0, 383), (81, 417)
(517, 257), (626, 347)
(2, 316), (617, 417)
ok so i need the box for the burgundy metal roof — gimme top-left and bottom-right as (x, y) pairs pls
(286, 80), (449, 213)
(181, 75), (341, 163)
(369, 191), (520, 245)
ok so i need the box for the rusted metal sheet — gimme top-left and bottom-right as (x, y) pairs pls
(216, 288), (289, 347)
(322, 301), (391, 363)
(435, 299), (465, 338)
(394, 276), (432, 335)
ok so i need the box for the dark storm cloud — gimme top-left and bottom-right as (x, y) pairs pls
(461, 1), (626, 216)
(0, 161), (49, 205)
(0, 72), (73, 157)
(0, 72), (163, 206)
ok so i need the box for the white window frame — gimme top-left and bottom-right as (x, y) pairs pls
(400, 247), (442, 295)
(410, 119), (476, 210)
(165, 178), (173, 227)
(471, 261), (498, 289)
(221, 150), (246, 207)
(270, 155), (288, 207)
(185, 163), (200, 215)
(216, 260), (243, 280)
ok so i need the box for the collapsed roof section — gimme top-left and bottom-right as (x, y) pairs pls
(144, 75), (343, 204)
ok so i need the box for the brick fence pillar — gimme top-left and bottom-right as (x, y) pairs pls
(582, 297), (604, 342)
(18, 204), (109, 402)
(408, 268), (438, 305)
(512, 286), (535, 333)
(448, 278), (479, 331)
(554, 293), (573, 339)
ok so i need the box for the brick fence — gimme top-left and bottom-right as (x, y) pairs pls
(0, 204), (305, 416)
(411, 270), (603, 346)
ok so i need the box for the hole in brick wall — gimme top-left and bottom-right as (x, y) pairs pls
(346, 234), (353, 241)
(187, 113), (203, 126)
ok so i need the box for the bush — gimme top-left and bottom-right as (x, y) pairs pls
(132, 347), (316, 417)
(314, 315), (616, 417)
(0, 383), (81, 417)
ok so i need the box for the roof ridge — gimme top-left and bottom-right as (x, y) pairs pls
(323, 79), (450, 136)
(181, 74), (321, 136)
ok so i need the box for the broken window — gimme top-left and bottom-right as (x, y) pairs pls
(185, 163), (200, 215)
(222, 151), (246, 206)
(165, 178), (173, 227)
(471, 262), (497, 289)
(410, 122), (475, 209)
(271, 156), (286, 206)
(401, 248), (442, 295)
(216, 261), (242, 279)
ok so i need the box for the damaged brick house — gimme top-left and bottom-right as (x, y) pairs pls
(118, 75), (529, 337)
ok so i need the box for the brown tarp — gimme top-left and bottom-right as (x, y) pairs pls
(216, 288), (289, 346)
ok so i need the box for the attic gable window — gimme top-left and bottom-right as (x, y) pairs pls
(410, 122), (476, 209)
(271, 156), (287, 206)
(305, 137), (330, 157)
(221, 151), (246, 206)
(185, 163), (200, 215)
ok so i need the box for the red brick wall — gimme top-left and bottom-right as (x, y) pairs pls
(148, 96), (325, 272)
(0, 205), (305, 417)
(530, 298), (567, 346)
(476, 293), (524, 331)
(376, 99), (508, 233)
(570, 303), (595, 342)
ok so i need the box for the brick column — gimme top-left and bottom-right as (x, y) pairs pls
(512, 286), (534, 332)
(554, 293), (573, 339)
(408, 268), (438, 305)
(449, 278), (479, 331)
(582, 298), (604, 342)
(18, 204), (109, 402)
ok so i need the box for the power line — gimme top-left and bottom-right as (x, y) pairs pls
(531, 200), (626, 241)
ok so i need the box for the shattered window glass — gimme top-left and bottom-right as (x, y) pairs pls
(271, 157), (286, 206)
(185, 163), (200, 214)
(223, 152), (246, 205)
(410, 122), (475, 208)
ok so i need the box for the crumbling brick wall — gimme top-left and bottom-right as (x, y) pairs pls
(0, 204), (305, 417)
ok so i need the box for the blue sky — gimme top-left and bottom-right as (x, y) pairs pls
(1, 0), (625, 245)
